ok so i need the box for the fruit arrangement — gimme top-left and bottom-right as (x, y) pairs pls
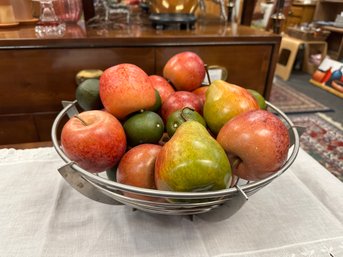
(58, 51), (295, 206)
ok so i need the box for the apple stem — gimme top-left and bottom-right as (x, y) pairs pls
(74, 115), (88, 126)
(204, 64), (211, 85)
(166, 79), (175, 88)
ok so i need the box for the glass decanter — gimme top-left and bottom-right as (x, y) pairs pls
(33, 0), (66, 37)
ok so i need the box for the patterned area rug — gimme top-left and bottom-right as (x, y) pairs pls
(289, 113), (343, 182)
(269, 80), (332, 114)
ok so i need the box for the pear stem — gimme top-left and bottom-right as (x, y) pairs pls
(180, 107), (194, 122)
(74, 115), (88, 126)
(231, 157), (242, 170)
(204, 64), (211, 85)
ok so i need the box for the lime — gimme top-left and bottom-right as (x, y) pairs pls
(123, 111), (164, 146)
(76, 78), (104, 111)
(106, 166), (117, 181)
(247, 89), (267, 110)
(166, 107), (206, 137)
(147, 89), (162, 112)
(75, 69), (103, 85)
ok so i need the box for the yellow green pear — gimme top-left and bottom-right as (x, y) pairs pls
(155, 121), (232, 193)
(203, 80), (259, 135)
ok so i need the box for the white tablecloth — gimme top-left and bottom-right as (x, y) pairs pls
(0, 147), (342, 257)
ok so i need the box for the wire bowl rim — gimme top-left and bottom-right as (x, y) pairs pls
(51, 100), (300, 200)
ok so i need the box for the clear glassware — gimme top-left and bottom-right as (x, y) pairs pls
(87, 0), (130, 29)
(54, 0), (83, 23)
(33, 0), (66, 38)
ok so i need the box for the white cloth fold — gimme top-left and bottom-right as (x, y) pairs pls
(0, 147), (342, 257)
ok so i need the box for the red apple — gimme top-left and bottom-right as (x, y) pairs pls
(217, 110), (290, 181)
(117, 144), (162, 201)
(99, 63), (156, 120)
(149, 75), (175, 104)
(61, 110), (127, 173)
(192, 86), (208, 112)
(163, 51), (206, 91)
(160, 91), (202, 122)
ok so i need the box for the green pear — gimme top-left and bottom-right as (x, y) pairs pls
(155, 121), (232, 194)
(203, 80), (259, 135)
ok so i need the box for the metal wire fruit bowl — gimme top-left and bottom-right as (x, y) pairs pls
(51, 100), (300, 220)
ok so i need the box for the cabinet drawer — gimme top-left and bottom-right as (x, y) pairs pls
(0, 115), (38, 145)
(0, 47), (155, 115)
(288, 6), (303, 17)
(286, 16), (302, 28)
(0, 112), (68, 145)
(34, 112), (68, 142)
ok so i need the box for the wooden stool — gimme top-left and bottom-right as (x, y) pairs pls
(275, 36), (303, 81)
(275, 36), (327, 80)
(302, 41), (327, 74)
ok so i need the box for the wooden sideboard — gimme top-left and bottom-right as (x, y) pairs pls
(0, 22), (280, 145)
(284, 3), (316, 29)
(313, 0), (343, 60)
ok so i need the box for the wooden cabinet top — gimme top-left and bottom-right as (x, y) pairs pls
(0, 22), (281, 48)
